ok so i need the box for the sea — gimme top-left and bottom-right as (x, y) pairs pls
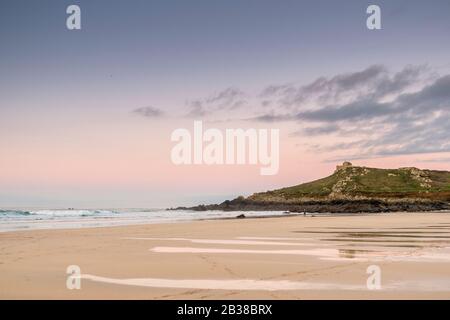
(0, 208), (288, 232)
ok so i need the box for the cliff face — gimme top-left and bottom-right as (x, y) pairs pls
(178, 164), (450, 213)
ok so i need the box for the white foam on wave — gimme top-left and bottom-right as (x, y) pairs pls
(0, 209), (290, 232)
(29, 209), (117, 217)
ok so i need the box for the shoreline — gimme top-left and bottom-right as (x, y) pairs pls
(1, 209), (449, 234)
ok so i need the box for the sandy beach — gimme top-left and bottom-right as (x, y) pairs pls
(1, 212), (450, 299)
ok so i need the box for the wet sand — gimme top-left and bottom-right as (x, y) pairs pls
(1, 212), (450, 299)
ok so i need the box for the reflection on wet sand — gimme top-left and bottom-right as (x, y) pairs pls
(133, 224), (450, 262)
(338, 249), (374, 259)
(290, 223), (450, 262)
(81, 274), (450, 292)
(81, 274), (364, 291)
(85, 217), (450, 292)
(121, 219), (450, 263)
(102, 219), (450, 292)
(322, 238), (450, 243)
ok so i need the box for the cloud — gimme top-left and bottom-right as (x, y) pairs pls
(185, 100), (206, 118)
(258, 64), (431, 112)
(253, 65), (450, 159)
(206, 87), (246, 108)
(132, 106), (164, 118)
(297, 100), (391, 122)
(258, 64), (403, 110)
(247, 112), (293, 123)
(185, 87), (247, 117)
(133, 65), (449, 160)
(419, 157), (450, 163)
(292, 74), (450, 126)
(292, 124), (341, 136)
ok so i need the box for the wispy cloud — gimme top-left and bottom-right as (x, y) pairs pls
(418, 157), (450, 163)
(132, 106), (164, 118)
(251, 65), (450, 159)
(185, 87), (247, 118)
(132, 65), (450, 160)
(258, 65), (429, 111)
(295, 75), (450, 158)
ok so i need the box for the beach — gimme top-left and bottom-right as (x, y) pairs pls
(1, 212), (450, 299)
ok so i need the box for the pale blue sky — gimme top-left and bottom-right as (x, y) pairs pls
(1, 1), (449, 208)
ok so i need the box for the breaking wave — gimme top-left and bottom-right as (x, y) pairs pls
(0, 209), (118, 218)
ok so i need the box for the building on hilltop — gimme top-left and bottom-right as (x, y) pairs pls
(336, 161), (353, 171)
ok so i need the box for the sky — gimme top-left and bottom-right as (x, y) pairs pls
(1, 0), (450, 208)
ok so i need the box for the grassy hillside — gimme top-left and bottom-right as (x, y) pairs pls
(249, 164), (450, 202)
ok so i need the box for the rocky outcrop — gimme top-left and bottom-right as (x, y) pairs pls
(175, 197), (450, 213)
(172, 164), (450, 213)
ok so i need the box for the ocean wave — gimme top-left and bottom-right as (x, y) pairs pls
(29, 210), (118, 217)
(0, 209), (32, 216)
(0, 209), (118, 218)
(0, 209), (289, 232)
